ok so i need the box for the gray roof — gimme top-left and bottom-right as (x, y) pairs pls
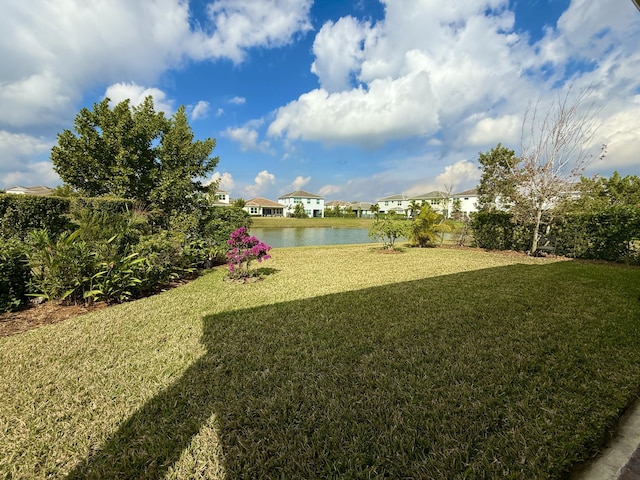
(278, 190), (324, 199)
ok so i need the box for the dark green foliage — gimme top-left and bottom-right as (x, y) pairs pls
(555, 206), (640, 262)
(470, 211), (533, 251)
(0, 194), (72, 240)
(134, 233), (188, 292)
(292, 203), (308, 218)
(26, 229), (95, 304)
(0, 239), (31, 312)
(477, 143), (519, 211)
(51, 97), (218, 221)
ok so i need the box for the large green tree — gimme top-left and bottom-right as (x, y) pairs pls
(51, 97), (218, 214)
(476, 143), (519, 211)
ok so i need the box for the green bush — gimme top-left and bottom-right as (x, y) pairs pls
(0, 239), (31, 312)
(557, 206), (640, 263)
(0, 194), (72, 240)
(134, 233), (187, 292)
(469, 211), (533, 251)
(26, 229), (96, 304)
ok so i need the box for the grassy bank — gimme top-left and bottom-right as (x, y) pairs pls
(251, 216), (373, 228)
(1, 246), (639, 478)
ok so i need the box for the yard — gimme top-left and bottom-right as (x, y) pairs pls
(1, 245), (639, 478)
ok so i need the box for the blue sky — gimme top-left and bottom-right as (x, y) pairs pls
(1, 0), (639, 202)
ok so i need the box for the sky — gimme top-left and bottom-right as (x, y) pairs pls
(1, 0), (639, 202)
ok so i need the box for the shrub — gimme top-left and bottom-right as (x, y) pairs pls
(0, 194), (72, 240)
(0, 239), (31, 312)
(26, 229), (95, 304)
(368, 216), (410, 250)
(226, 227), (272, 280)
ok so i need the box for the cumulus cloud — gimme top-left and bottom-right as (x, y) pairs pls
(268, 70), (439, 147)
(190, 100), (210, 120)
(0, 0), (312, 134)
(223, 125), (273, 153)
(287, 175), (311, 191)
(244, 170), (276, 197)
(229, 96), (246, 105)
(188, 0), (313, 63)
(105, 83), (174, 113)
(467, 115), (520, 147)
(311, 16), (370, 92)
(205, 171), (235, 191)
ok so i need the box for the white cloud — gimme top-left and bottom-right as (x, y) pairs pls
(268, 69), (439, 147)
(223, 125), (273, 153)
(188, 0), (313, 63)
(229, 96), (246, 105)
(0, 0), (312, 133)
(104, 83), (174, 113)
(205, 171), (235, 191)
(318, 184), (344, 197)
(190, 100), (210, 120)
(0, 131), (56, 188)
(467, 115), (520, 147)
(311, 16), (369, 92)
(244, 169), (276, 197)
(287, 175), (311, 191)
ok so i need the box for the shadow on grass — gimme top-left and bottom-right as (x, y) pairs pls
(66, 261), (640, 479)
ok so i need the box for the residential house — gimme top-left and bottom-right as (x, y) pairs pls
(348, 201), (374, 218)
(278, 190), (325, 218)
(376, 194), (412, 215)
(412, 191), (450, 216)
(451, 189), (479, 218)
(243, 197), (285, 217)
(206, 189), (230, 207)
(5, 185), (53, 196)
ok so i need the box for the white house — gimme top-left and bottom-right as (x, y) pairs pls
(278, 190), (325, 218)
(412, 191), (450, 216)
(243, 197), (285, 217)
(451, 189), (479, 218)
(376, 194), (411, 215)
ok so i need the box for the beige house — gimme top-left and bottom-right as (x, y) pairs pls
(243, 197), (285, 217)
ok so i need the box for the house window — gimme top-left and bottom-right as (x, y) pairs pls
(464, 197), (469, 200)
(316, 199), (320, 204)
(249, 207), (258, 214)
(307, 199), (311, 204)
(384, 201), (389, 206)
(294, 197), (301, 203)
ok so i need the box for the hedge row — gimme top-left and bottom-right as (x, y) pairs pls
(0, 194), (133, 240)
(470, 207), (640, 263)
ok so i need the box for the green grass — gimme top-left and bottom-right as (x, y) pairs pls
(251, 216), (373, 228)
(1, 246), (639, 478)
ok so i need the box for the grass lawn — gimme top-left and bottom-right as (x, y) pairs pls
(251, 216), (373, 228)
(1, 245), (639, 478)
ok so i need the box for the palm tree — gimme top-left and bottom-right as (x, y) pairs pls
(407, 200), (422, 218)
(370, 203), (380, 219)
(410, 204), (453, 247)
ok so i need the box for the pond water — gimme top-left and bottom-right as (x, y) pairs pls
(250, 227), (373, 248)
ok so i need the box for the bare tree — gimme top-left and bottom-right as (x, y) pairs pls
(514, 87), (607, 253)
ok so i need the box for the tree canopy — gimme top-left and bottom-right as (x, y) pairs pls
(51, 97), (218, 216)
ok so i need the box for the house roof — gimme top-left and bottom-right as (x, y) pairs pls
(453, 188), (478, 196)
(413, 191), (448, 200)
(377, 193), (411, 202)
(278, 190), (324, 199)
(349, 201), (373, 210)
(246, 197), (285, 208)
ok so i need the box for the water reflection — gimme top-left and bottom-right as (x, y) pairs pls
(250, 227), (373, 248)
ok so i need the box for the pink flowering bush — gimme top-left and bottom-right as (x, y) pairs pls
(226, 227), (272, 281)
